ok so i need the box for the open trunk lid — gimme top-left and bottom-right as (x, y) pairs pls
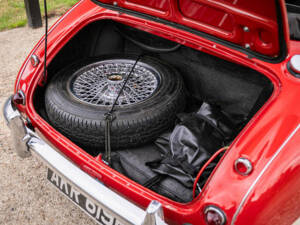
(93, 0), (288, 60)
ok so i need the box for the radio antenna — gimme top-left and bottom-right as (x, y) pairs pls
(43, 0), (48, 83)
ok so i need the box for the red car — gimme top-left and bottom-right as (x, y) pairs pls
(3, 0), (300, 224)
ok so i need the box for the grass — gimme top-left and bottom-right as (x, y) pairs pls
(0, 0), (78, 31)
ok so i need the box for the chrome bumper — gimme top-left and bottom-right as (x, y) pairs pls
(3, 96), (167, 225)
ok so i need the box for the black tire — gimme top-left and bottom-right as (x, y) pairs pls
(45, 55), (185, 152)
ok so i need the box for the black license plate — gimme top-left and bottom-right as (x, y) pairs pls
(47, 168), (124, 225)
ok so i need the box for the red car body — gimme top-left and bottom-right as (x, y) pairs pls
(6, 0), (300, 224)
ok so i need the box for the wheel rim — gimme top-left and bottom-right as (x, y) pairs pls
(68, 59), (160, 106)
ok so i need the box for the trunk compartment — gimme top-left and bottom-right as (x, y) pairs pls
(33, 19), (273, 203)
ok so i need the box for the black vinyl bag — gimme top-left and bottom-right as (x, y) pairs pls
(111, 102), (239, 202)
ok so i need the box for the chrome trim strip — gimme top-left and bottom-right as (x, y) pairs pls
(231, 124), (300, 225)
(3, 96), (167, 225)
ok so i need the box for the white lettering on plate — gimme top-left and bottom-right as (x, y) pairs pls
(96, 207), (115, 225)
(51, 170), (59, 186)
(86, 198), (96, 215)
(70, 187), (80, 204)
(60, 177), (69, 195)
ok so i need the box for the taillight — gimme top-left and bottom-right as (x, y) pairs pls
(12, 90), (25, 105)
(204, 206), (226, 225)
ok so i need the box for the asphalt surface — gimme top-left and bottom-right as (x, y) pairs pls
(0, 19), (98, 225)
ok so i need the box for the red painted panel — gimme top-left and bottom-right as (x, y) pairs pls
(179, 0), (234, 33)
(94, 0), (287, 57)
(124, 0), (169, 12)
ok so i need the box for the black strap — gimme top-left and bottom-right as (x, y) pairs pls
(194, 113), (227, 139)
(103, 55), (143, 164)
(104, 112), (115, 163)
(147, 156), (197, 177)
(143, 175), (164, 188)
(161, 157), (196, 175)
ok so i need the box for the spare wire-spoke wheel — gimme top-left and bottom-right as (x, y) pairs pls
(45, 55), (185, 154)
(68, 59), (160, 106)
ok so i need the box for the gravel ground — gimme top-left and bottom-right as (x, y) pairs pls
(0, 19), (97, 225)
